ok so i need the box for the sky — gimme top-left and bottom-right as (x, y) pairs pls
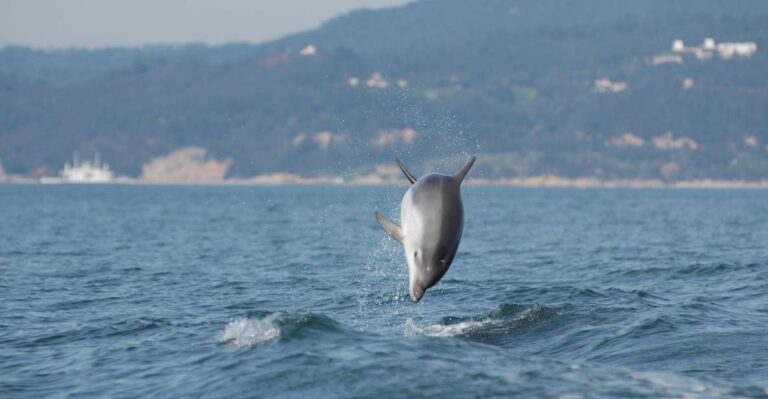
(0, 0), (411, 48)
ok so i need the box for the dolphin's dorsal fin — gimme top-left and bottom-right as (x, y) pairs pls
(375, 211), (404, 243)
(395, 158), (417, 184)
(454, 156), (476, 184)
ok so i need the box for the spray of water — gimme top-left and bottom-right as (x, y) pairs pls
(347, 84), (481, 333)
(351, 235), (413, 332)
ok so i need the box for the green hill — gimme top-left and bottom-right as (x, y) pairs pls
(1, 0), (767, 180)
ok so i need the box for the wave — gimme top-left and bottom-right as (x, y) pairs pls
(404, 303), (560, 339)
(614, 261), (765, 279)
(404, 318), (497, 337)
(218, 311), (342, 348)
(218, 314), (281, 347)
(629, 370), (730, 398)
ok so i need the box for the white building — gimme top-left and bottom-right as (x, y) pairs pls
(299, 44), (317, 56)
(672, 39), (685, 52)
(670, 37), (757, 60)
(594, 78), (628, 93)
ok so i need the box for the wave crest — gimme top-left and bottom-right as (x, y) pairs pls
(218, 311), (343, 347)
(405, 303), (559, 339)
(219, 313), (281, 347)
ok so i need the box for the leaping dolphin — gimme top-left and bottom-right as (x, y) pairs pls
(375, 156), (476, 303)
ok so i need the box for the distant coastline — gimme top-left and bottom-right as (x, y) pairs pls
(4, 174), (768, 189)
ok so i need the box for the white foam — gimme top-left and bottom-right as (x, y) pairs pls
(218, 314), (281, 347)
(404, 305), (547, 337)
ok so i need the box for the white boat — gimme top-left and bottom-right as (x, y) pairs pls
(40, 154), (115, 184)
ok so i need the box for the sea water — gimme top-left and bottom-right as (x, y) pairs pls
(1, 184), (767, 398)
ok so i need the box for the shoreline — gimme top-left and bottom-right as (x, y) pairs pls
(4, 175), (768, 189)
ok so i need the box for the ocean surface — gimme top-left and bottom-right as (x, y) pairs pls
(2, 184), (767, 398)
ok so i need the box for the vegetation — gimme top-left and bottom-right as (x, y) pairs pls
(1, 0), (767, 180)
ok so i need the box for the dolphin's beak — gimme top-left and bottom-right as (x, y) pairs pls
(410, 285), (425, 303)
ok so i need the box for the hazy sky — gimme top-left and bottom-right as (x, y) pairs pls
(0, 0), (410, 48)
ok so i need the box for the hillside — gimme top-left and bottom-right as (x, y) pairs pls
(1, 0), (767, 180)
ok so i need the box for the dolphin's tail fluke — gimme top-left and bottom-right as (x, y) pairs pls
(454, 156), (476, 184)
(396, 158), (417, 184)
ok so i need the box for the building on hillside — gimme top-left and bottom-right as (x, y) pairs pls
(671, 38), (757, 60)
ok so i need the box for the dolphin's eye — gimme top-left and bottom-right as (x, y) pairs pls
(414, 251), (418, 259)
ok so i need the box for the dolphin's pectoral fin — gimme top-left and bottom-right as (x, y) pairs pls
(395, 158), (418, 184)
(375, 211), (404, 243)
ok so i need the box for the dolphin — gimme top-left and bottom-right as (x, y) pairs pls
(374, 156), (476, 303)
